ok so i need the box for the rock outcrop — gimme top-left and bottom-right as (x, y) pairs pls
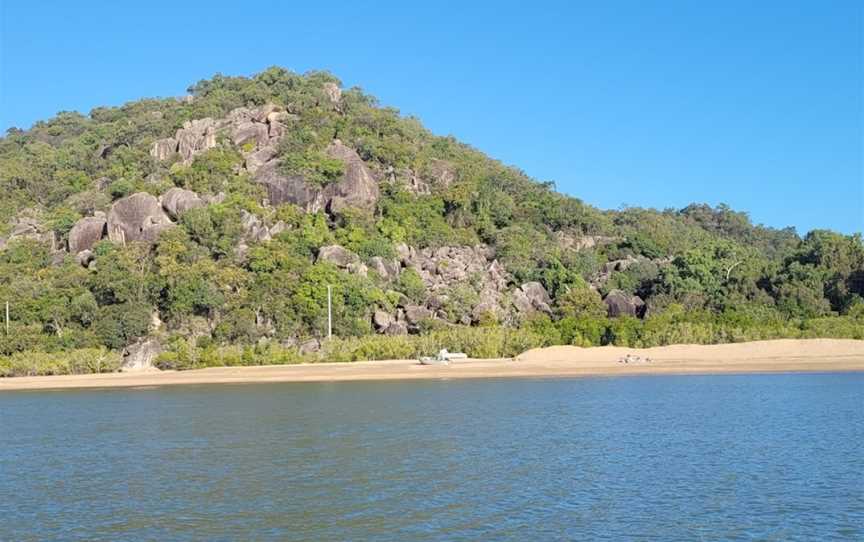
(149, 138), (177, 161)
(322, 82), (342, 105)
(68, 216), (107, 253)
(240, 211), (264, 242)
(383, 321), (408, 336)
(121, 339), (162, 371)
(75, 249), (95, 268)
(404, 305), (433, 327)
(385, 159), (457, 195)
(0, 216), (55, 250)
(160, 187), (204, 219)
(514, 282), (553, 315)
(175, 118), (218, 162)
(372, 310), (393, 330)
(245, 145), (279, 174)
(323, 140), (379, 213)
(107, 193), (173, 244)
(317, 245), (360, 268)
(603, 289), (646, 318)
(150, 104), (288, 166)
(253, 140), (379, 214)
(426, 159), (456, 188)
(231, 121), (270, 149)
(391, 244), (513, 325)
(555, 231), (619, 252)
(255, 161), (328, 212)
(148, 104), (380, 216)
(369, 256), (400, 281)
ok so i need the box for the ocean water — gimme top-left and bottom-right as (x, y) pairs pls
(1, 374), (862, 541)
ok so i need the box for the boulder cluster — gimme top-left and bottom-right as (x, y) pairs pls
(150, 104), (291, 164)
(149, 98), (380, 216)
(253, 139), (379, 214)
(313, 242), (558, 334)
(67, 189), (206, 267)
(0, 215), (56, 252)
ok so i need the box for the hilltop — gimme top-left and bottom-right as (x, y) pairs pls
(0, 67), (861, 373)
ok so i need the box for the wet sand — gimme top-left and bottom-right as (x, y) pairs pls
(1, 339), (862, 391)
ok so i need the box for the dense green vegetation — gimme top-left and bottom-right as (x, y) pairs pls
(0, 67), (861, 376)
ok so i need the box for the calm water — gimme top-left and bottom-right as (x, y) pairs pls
(1, 374), (862, 541)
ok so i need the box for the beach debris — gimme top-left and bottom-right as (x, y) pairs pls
(618, 354), (652, 364)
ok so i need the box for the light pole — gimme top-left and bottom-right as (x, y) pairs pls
(327, 285), (332, 340)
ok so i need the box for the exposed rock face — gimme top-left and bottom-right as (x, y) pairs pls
(603, 289), (646, 318)
(253, 141), (379, 214)
(323, 140), (379, 213)
(150, 138), (177, 160)
(519, 282), (553, 314)
(602, 256), (640, 275)
(0, 216), (55, 250)
(383, 321), (408, 336)
(11, 218), (40, 238)
(386, 159), (457, 195)
(231, 121), (270, 149)
(202, 192), (226, 205)
(75, 249), (95, 267)
(406, 246), (501, 290)
(298, 338), (321, 355)
(245, 145), (279, 174)
(255, 161), (327, 212)
(240, 210), (272, 243)
(395, 243), (414, 263)
(175, 118), (218, 162)
(426, 159), (456, 188)
(395, 168), (431, 195)
(589, 255), (669, 290)
(107, 193), (173, 244)
(372, 310), (392, 330)
(317, 245), (360, 268)
(323, 82), (342, 105)
(555, 232), (619, 252)
(397, 244), (513, 325)
(148, 106), (379, 216)
(404, 305), (433, 326)
(121, 339), (162, 371)
(471, 299), (501, 322)
(68, 217), (107, 253)
(511, 289), (535, 314)
(151, 103), (286, 166)
(369, 256), (400, 281)
(160, 187), (204, 219)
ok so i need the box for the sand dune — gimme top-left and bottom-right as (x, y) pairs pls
(1, 339), (862, 391)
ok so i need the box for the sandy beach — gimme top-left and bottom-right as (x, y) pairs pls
(1, 338), (862, 391)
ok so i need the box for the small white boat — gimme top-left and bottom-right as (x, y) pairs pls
(418, 349), (467, 365)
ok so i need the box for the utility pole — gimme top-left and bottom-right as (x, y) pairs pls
(327, 285), (332, 340)
(5, 301), (8, 336)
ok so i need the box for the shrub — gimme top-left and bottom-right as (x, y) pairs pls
(0, 348), (120, 377)
(92, 303), (152, 350)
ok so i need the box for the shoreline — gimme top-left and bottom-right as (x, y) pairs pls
(1, 338), (862, 392)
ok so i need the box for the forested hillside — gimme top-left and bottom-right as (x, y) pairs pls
(1, 67), (861, 374)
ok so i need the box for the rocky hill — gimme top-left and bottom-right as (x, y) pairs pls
(0, 67), (861, 371)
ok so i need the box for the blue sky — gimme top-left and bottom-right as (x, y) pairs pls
(1, 0), (861, 234)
